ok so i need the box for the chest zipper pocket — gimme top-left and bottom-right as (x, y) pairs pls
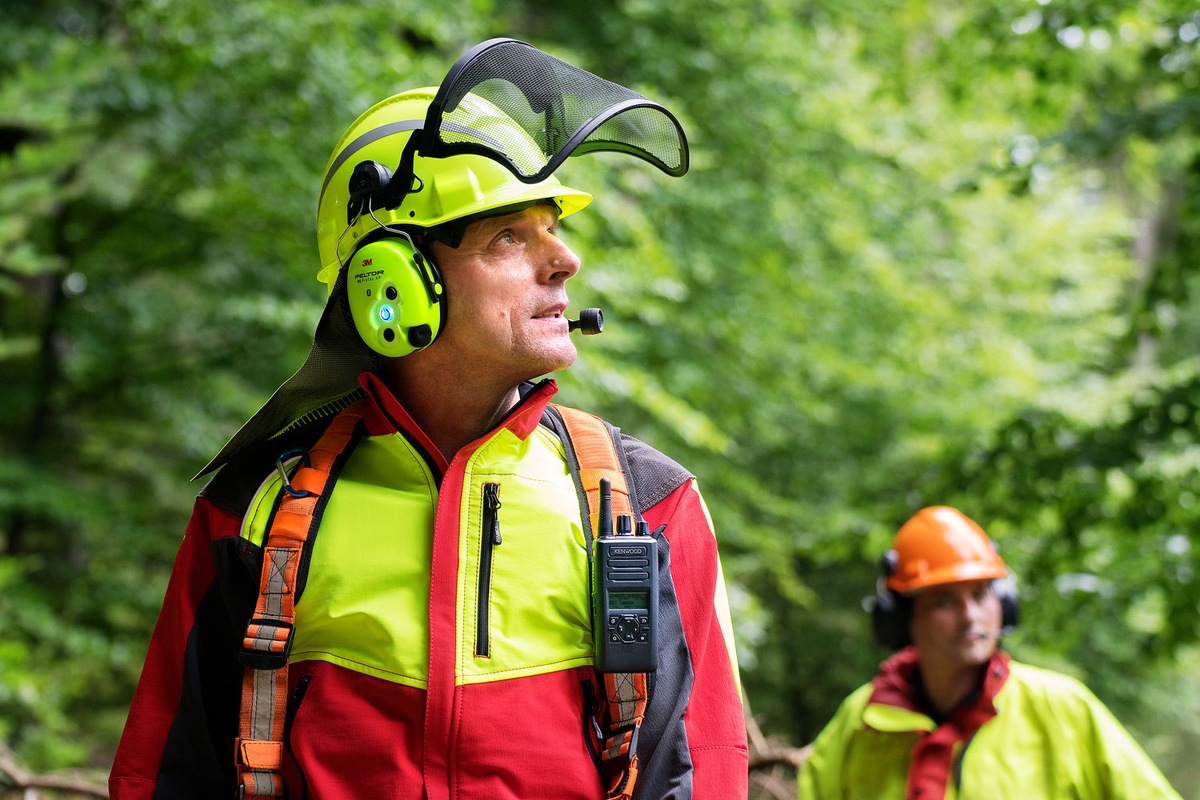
(475, 482), (502, 658)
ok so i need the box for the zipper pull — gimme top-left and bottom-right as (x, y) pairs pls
(484, 483), (502, 546)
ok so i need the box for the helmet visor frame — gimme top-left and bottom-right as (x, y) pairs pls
(418, 38), (689, 186)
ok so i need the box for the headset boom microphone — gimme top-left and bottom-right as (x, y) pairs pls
(567, 307), (604, 335)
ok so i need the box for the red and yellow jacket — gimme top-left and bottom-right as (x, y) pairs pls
(110, 373), (748, 800)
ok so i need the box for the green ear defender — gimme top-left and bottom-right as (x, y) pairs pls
(346, 235), (445, 357)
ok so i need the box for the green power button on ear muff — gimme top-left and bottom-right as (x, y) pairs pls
(347, 237), (444, 357)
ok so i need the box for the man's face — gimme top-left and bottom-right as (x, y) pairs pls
(429, 203), (582, 386)
(909, 579), (1003, 672)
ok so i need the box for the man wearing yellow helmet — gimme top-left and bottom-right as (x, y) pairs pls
(797, 506), (1180, 799)
(111, 39), (747, 800)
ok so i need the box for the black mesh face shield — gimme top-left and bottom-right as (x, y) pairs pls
(427, 38), (688, 183)
(378, 38), (690, 210)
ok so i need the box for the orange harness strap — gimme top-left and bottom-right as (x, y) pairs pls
(554, 404), (650, 800)
(234, 409), (363, 799)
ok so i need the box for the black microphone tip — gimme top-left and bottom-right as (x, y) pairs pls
(567, 307), (604, 335)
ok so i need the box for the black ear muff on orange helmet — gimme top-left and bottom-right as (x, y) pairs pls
(870, 550), (913, 651)
(869, 506), (1020, 650)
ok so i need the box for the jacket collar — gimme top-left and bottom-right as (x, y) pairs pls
(867, 647), (1011, 725)
(356, 370), (559, 450)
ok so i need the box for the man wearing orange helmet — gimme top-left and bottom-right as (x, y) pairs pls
(797, 505), (1180, 799)
(110, 39), (747, 800)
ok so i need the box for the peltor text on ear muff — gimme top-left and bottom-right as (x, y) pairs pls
(346, 237), (444, 357)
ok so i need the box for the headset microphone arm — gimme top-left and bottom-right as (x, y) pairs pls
(567, 308), (604, 335)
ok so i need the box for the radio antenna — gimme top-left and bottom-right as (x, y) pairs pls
(598, 477), (613, 537)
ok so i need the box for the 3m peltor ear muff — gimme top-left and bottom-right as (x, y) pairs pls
(344, 160), (445, 357)
(346, 234), (444, 357)
(869, 548), (1021, 651)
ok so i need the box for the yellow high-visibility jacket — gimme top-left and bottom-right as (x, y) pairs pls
(798, 648), (1181, 800)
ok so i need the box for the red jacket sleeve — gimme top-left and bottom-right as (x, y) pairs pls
(645, 479), (748, 800)
(109, 496), (245, 800)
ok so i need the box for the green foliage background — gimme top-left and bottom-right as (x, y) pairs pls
(2, 0), (1199, 795)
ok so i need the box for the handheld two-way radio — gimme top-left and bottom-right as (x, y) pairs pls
(592, 477), (658, 673)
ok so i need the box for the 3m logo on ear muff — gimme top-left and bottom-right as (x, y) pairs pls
(347, 237), (444, 357)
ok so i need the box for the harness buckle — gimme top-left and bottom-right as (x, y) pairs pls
(275, 449), (312, 498)
(238, 617), (296, 670)
(597, 720), (642, 771)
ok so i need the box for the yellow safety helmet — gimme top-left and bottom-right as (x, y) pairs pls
(315, 86), (593, 291)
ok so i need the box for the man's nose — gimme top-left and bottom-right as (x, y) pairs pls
(545, 237), (581, 281)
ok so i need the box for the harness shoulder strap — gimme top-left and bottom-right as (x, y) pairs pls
(552, 403), (649, 800)
(234, 406), (364, 800)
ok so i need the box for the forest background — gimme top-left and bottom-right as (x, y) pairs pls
(3, 0), (1200, 797)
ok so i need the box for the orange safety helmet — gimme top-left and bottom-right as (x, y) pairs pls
(884, 506), (1008, 594)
